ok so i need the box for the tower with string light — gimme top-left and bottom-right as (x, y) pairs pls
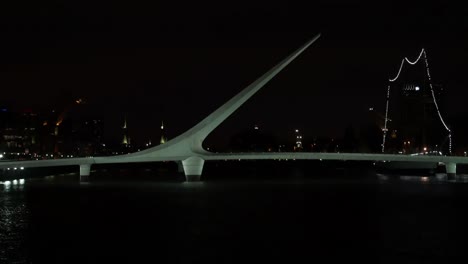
(381, 49), (451, 155)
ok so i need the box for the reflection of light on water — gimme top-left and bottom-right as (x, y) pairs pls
(399, 175), (433, 182)
(400, 176), (415, 181)
(2, 180), (12, 191)
(0, 183), (29, 263)
(376, 174), (390, 181)
(456, 174), (468, 183)
(435, 173), (446, 181)
(1, 179), (25, 191)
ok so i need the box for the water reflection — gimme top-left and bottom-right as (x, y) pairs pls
(0, 179), (28, 263)
(377, 174), (449, 183)
(455, 174), (468, 183)
(1, 179), (25, 192)
(376, 173), (468, 183)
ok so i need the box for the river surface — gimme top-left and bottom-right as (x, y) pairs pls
(2, 173), (468, 263)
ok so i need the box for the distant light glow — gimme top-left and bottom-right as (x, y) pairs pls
(19, 179), (25, 185)
(415, 86), (420, 91)
(20, 167), (24, 170)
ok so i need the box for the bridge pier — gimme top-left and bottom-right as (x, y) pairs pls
(80, 164), (91, 182)
(177, 161), (184, 173)
(182, 157), (204, 182)
(446, 162), (457, 181)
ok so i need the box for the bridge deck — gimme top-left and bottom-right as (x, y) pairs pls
(1, 153), (468, 170)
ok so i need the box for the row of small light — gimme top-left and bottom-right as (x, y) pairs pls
(382, 49), (452, 154)
(1, 179), (25, 186)
(5, 167), (25, 170)
(0, 153), (74, 159)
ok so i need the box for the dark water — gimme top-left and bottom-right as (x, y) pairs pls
(2, 170), (468, 263)
(0, 180), (28, 263)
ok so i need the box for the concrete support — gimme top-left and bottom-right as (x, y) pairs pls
(182, 157), (204, 182)
(446, 162), (457, 181)
(177, 161), (184, 173)
(80, 164), (91, 182)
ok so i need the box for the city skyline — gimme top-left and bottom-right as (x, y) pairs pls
(1, 2), (468, 148)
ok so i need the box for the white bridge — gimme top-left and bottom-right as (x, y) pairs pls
(1, 34), (465, 181)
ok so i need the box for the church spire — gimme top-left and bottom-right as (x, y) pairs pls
(122, 115), (128, 145)
(160, 120), (167, 144)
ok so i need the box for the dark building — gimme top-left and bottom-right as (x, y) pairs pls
(358, 108), (384, 153)
(72, 118), (105, 157)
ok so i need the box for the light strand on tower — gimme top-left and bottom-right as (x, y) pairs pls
(389, 49), (425, 82)
(382, 84), (391, 153)
(422, 50), (452, 154)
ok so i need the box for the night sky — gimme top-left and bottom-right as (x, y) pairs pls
(1, 1), (468, 148)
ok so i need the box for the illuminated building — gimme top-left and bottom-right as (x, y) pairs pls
(0, 108), (40, 158)
(294, 129), (303, 151)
